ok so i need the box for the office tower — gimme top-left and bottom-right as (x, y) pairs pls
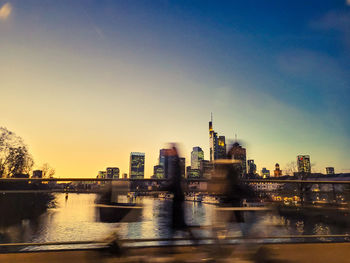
(106, 167), (120, 179)
(218, 136), (226, 159)
(274, 163), (282, 177)
(153, 165), (164, 179)
(179, 157), (186, 178)
(209, 116), (227, 161)
(129, 152), (145, 179)
(191, 147), (204, 169)
(209, 118), (218, 161)
(159, 149), (171, 179)
(261, 167), (270, 178)
(158, 148), (184, 179)
(32, 170), (43, 178)
(247, 160), (257, 176)
(297, 155), (311, 174)
(200, 160), (214, 178)
(326, 167), (335, 175)
(228, 142), (247, 176)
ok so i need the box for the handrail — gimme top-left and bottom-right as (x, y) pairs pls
(1, 234), (349, 247)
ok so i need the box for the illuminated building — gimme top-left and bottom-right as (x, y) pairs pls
(209, 117), (226, 161)
(106, 167), (120, 179)
(218, 136), (226, 159)
(228, 142), (247, 176)
(97, 170), (107, 184)
(247, 160), (257, 176)
(261, 167), (270, 178)
(274, 163), (282, 177)
(129, 152), (145, 179)
(158, 149), (184, 179)
(191, 146), (204, 169)
(153, 165), (164, 179)
(187, 166), (200, 179)
(297, 155), (311, 174)
(159, 149), (172, 179)
(32, 170), (43, 178)
(97, 171), (106, 179)
(326, 167), (335, 175)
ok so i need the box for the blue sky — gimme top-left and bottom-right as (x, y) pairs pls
(1, 0), (349, 177)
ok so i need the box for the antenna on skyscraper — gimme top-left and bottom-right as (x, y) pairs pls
(211, 112), (213, 122)
(235, 133), (237, 142)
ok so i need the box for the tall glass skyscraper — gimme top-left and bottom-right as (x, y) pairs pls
(209, 118), (226, 161)
(129, 152), (145, 179)
(191, 146), (204, 169)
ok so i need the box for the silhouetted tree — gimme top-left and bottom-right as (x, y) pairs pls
(0, 127), (34, 178)
(41, 163), (55, 178)
(284, 161), (297, 176)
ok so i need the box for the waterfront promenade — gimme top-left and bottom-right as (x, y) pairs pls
(1, 242), (350, 262)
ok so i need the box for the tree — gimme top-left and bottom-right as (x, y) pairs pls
(0, 127), (34, 178)
(41, 163), (55, 178)
(284, 161), (297, 176)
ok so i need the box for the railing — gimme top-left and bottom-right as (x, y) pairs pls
(1, 234), (350, 249)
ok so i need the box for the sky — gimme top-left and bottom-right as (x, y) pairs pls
(0, 0), (349, 177)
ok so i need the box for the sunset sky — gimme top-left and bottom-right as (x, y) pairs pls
(1, 0), (350, 178)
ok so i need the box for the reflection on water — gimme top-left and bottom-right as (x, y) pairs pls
(0, 193), (349, 250)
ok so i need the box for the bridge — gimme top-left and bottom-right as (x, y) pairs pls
(0, 177), (349, 262)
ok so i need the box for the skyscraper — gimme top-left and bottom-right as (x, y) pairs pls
(228, 142), (247, 177)
(153, 165), (164, 179)
(191, 146), (204, 169)
(209, 116), (226, 161)
(297, 155), (311, 174)
(129, 152), (145, 179)
(218, 136), (226, 159)
(209, 119), (218, 161)
(247, 159), (257, 176)
(158, 148), (184, 179)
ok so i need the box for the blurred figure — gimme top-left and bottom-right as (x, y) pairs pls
(161, 144), (199, 253)
(167, 146), (187, 230)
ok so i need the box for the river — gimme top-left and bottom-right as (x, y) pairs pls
(0, 193), (349, 251)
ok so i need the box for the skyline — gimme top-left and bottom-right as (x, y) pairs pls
(1, 1), (350, 178)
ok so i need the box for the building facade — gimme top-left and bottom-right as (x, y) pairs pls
(227, 142), (247, 177)
(129, 152), (145, 179)
(261, 167), (270, 178)
(297, 155), (311, 174)
(209, 119), (226, 161)
(153, 165), (164, 179)
(274, 163), (282, 177)
(200, 160), (214, 179)
(326, 167), (335, 175)
(247, 159), (257, 176)
(106, 167), (120, 179)
(191, 146), (204, 169)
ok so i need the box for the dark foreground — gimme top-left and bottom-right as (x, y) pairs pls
(1, 242), (350, 263)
